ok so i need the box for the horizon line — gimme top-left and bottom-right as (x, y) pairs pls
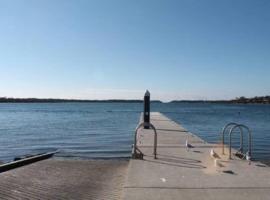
(1, 96), (266, 103)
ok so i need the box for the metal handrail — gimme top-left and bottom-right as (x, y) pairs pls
(221, 122), (243, 154)
(229, 124), (252, 160)
(133, 122), (157, 159)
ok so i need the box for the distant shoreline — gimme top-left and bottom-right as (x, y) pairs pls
(0, 98), (141, 103)
(0, 96), (269, 104)
(0, 98), (161, 103)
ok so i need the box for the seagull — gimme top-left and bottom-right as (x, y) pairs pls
(210, 149), (220, 159)
(185, 139), (194, 151)
(246, 152), (251, 165)
(246, 151), (251, 160)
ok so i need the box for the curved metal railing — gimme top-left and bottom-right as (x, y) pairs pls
(132, 122), (157, 159)
(221, 122), (243, 155)
(228, 124), (252, 160)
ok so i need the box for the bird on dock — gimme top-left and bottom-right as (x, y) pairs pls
(185, 140), (194, 151)
(210, 149), (220, 159)
(246, 152), (251, 165)
(246, 151), (251, 160)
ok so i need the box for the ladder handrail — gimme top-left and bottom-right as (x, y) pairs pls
(221, 122), (243, 154)
(229, 124), (252, 160)
(133, 122), (157, 159)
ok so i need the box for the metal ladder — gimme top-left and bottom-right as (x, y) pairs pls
(221, 123), (252, 160)
(132, 122), (157, 159)
(221, 122), (243, 155)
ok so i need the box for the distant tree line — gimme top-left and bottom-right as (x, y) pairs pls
(0, 97), (162, 103)
(0, 96), (269, 104)
(232, 96), (270, 104)
(170, 96), (270, 104)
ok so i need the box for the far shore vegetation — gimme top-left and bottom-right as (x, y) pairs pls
(170, 96), (270, 104)
(0, 96), (270, 104)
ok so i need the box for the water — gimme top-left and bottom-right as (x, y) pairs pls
(0, 102), (269, 162)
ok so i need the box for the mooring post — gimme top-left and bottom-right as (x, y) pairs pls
(144, 90), (150, 129)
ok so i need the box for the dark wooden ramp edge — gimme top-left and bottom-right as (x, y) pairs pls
(0, 151), (57, 173)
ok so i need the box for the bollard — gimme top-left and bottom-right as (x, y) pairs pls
(144, 90), (150, 129)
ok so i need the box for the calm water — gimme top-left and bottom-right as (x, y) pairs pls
(0, 103), (269, 162)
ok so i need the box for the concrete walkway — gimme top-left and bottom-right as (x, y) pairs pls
(123, 112), (270, 200)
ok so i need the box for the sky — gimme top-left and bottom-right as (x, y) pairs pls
(0, 0), (269, 101)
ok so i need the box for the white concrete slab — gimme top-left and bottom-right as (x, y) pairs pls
(123, 112), (270, 200)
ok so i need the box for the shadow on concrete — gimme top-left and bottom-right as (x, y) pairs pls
(157, 154), (202, 163)
(156, 129), (188, 132)
(151, 119), (172, 121)
(222, 170), (237, 175)
(144, 155), (206, 169)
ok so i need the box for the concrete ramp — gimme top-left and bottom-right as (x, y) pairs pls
(0, 159), (128, 200)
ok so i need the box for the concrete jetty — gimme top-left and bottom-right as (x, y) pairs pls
(123, 112), (270, 200)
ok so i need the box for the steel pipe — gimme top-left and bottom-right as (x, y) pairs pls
(229, 124), (252, 160)
(133, 122), (157, 159)
(221, 123), (243, 154)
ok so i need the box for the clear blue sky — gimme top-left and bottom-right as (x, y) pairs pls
(0, 0), (269, 101)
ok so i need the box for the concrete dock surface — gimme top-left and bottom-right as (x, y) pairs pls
(123, 112), (270, 200)
(0, 159), (128, 200)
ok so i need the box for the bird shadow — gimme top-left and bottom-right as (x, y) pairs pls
(193, 150), (202, 153)
(222, 170), (237, 175)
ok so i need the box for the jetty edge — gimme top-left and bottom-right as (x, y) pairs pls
(123, 112), (270, 200)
